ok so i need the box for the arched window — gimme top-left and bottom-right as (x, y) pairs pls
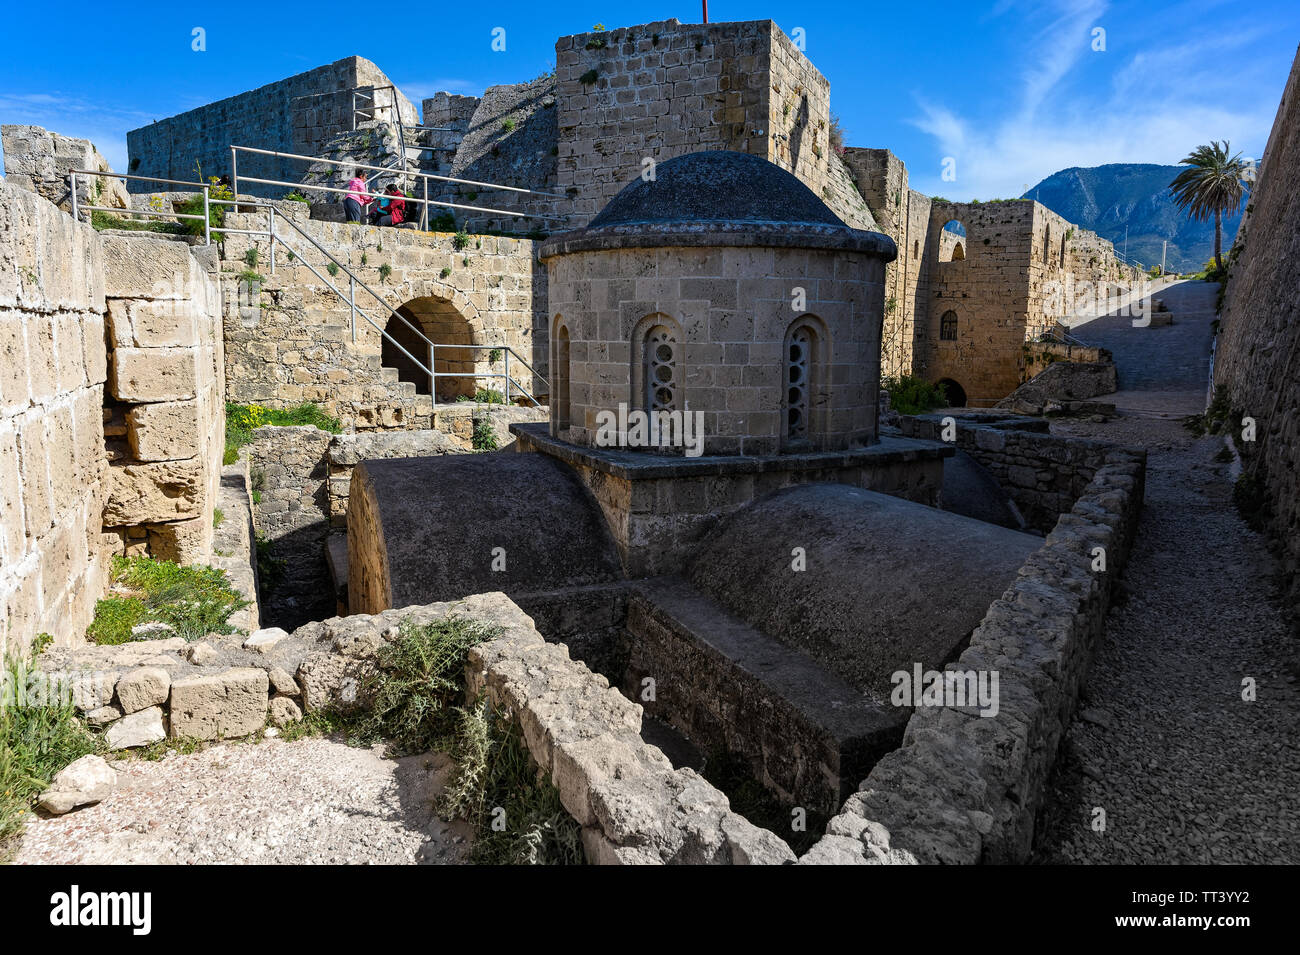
(643, 324), (679, 412)
(552, 318), (571, 433)
(787, 326), (812, 439)
(939, 219), (967, 262)
(940, 310), (958, 341)
(783, 316), (828, 446)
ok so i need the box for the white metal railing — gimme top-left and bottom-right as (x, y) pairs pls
(68, 170), (212, 243)
(230, 144), (566, 230)
(218, 199), (547, 407)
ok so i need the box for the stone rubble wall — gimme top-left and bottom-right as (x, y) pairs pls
(1213, 45), (1300, 618)
(0, 180), (109, 653)
(1, 125), (130, 219)
(441, 76), (568, 234)
(993, 362), (1118, 417)
(127, 56), (413, 198)
(220, 213), (546, 429)
(289, 591), (795, 864)
(247, 426), (335, 632)
(801, 448), (1146, 864)
(896, 414), (1142, 532)
(100, 235), (225, 563)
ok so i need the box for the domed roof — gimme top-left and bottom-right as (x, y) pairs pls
(539, 150), (896, 260)
(589, 151), (846, 229)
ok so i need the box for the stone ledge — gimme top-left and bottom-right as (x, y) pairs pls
(513, 422), (952, 480)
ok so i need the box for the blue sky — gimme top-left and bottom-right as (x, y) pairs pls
(1, 0), (1296, 200)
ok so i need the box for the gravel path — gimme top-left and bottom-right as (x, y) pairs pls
(1033, 342), (1300, 862)
(16, 738), (471, 865)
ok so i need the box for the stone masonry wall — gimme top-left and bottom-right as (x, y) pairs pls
(0, 180), (109, 653)
(101, 236), (225, 564)
(127, 57), (413, 198)
(802, 447), (1146, 864)
(1213, 45), (1300, 618)
(220, 211), (545, 429)
(247, 426), (334, 632)
(287, 591), (794, 863)
(896, 414), (1144, 532)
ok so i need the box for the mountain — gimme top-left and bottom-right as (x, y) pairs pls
(1021, 163), (1246, 273)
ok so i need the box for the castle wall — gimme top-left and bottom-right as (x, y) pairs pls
(126, 57), (414, 197)
(0, 181), (109, 653)
(841, 149), (929, 379)
(100, 235), (225, 564)
(553, 20), (876, 231)
(1213, 45), (1300, 615)
(919, 201), (1039, 404)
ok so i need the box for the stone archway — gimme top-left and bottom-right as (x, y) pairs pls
(381, 288), (486, 401)
(937, 377), (968, 407)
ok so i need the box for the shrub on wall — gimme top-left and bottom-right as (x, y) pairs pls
(883, 375), (949, 414)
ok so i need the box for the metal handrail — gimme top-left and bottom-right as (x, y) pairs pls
(230, 143), (566, 200)
(219, 199), (546, 405)
(68, 169), (211, 243)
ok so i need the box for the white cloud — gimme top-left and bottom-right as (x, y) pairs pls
(0, 92), (151, 173)
(904, 0), (1283, 199)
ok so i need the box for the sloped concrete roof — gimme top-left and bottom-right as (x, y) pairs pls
(688, 483), (1039, 695)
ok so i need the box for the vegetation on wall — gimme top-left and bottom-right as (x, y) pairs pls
(883, 375), (949, 414)
(223, 402), (342, 465)
(86, 556), (247, 645)
(307, 616), (584, 864)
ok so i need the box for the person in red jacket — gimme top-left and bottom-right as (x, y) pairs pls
(370, 184), (406, 226)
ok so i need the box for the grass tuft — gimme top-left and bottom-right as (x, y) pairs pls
(883, 375), (949, 415)
(439, 700), (585, 865)
(0, 653), (101, 860)
(87, 555), (247, 644)
(224, 401), (342, 465)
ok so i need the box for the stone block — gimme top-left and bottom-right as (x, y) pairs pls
(128, 299), (200, 348)
(115, 665), (171, 714)
(109, 347), (196, 402)
(147, 518), (209, 564)
(105, 706), (167, 750)
(104, 460), (202, 524)
(169, 667), (269, 740)
(126, 400), (200, 461)
(37, 754), (117, 814)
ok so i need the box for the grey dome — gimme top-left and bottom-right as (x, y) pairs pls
(539, 150), (897, 259)
(589, 151), (846, 229)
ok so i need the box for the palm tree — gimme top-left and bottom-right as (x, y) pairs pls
(1169, 141), (1248, 272)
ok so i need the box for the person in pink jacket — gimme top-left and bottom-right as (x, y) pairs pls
(343, 170), (371, 222)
